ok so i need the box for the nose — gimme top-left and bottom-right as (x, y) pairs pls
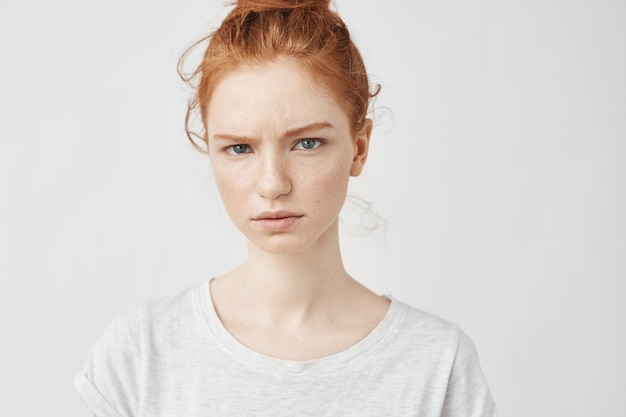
(255, 153), (292, 200)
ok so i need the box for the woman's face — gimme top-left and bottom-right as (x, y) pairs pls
(206, 56), (370, 255)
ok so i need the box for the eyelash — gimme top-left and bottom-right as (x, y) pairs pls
(225, 144), (250, 155)
(225, 139), (323, 155)
(294, 138), (322, 150)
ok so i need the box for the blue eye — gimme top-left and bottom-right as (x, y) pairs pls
(296, 138), (321, 150)
(226, 144), (250, 155)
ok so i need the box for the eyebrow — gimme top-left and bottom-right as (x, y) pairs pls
(212, 122), (335, 142)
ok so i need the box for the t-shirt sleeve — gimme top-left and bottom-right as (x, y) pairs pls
(441, 330), (498, 417)
(73, 310), (142, 417)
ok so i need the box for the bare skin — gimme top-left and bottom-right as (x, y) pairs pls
(206, 57), (390, 361)
(210, 221), (390, 360)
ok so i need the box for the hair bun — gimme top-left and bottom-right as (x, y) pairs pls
(234, 0), (331, 12)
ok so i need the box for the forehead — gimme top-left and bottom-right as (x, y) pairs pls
(206, 57), (350, 135)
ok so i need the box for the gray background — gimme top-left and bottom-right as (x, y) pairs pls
(1, 0), (625, 416)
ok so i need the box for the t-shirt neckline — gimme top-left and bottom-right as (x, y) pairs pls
(195, 279), (405, 375)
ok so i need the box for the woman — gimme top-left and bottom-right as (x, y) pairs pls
(74, 0), (497, 415)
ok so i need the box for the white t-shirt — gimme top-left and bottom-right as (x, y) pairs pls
(74, 282), (497, 416)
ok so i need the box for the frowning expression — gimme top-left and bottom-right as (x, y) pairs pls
(206, 57), (370, 255)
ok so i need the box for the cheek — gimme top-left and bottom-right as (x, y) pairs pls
(305, 156), (352, 208)
(212, 167), (249, 212)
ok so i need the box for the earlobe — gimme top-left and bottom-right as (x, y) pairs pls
(350, 119), (372, 177)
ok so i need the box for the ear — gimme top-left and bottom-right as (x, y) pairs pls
(350, 118), (372, 177)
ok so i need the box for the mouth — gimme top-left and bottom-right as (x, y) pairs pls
(252, 211), (303, 231)
(253, 211), (302, 220)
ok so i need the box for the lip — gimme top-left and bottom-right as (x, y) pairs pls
(253, 211), (302, 220)
(252, 211), (303, 231)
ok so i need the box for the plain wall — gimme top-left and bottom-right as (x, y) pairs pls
(0, 0), (624, 416)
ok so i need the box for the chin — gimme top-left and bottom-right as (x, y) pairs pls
(247, 233), (321, 256)
(253, 240), (312, 256)
(241, 218), (339, 256)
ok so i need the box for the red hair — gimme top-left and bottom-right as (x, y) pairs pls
(178, 0), (379, 152)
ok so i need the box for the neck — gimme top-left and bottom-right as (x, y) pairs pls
(228, 221), (352, 317)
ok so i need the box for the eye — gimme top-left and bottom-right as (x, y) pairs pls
(226, 144), (250, 155)
(294, 138), (322, 150)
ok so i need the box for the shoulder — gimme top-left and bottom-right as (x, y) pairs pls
(134, 282), (209, 349)
(390, 298), (463, 352)
(91, 283), (205, 344)
(392, 299), (498, 416)
(383, 298), (486, 378)
(141, 283), (204, 324)
(73, 283), (208, 417)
